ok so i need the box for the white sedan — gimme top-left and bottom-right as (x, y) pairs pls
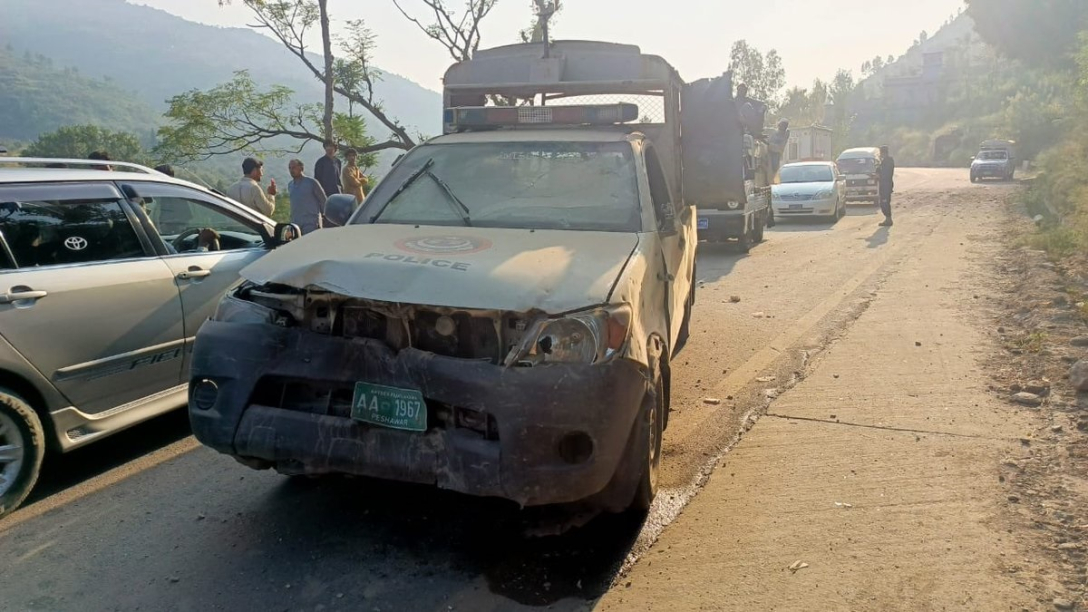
(771, 161), (846, 221)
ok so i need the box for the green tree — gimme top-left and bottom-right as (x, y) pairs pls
(23, 125), (147, 162)
(967, 0), (1088, 68)
(218, 1), (415, 152)
(156, 71), (378, 165)
(521, 0), (561, 44)
(728, 40), (786, 105)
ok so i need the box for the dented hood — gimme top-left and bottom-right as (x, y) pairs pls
(241, 224), (640, 313)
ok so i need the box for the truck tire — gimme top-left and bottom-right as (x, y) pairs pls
(738, 216), (755, 253)
(629, 357), (665, 512)
(970, 173), (978, 183)
(0, 388), (46, 519)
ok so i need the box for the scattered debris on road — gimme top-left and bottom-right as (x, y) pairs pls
(787, 561), (809, 573)
(1011, 392), (1044, 407)
(1068, 360), (1088, 391)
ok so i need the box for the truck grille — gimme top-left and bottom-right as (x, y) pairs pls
(338, 306), (526, 365)
(249, 376), (500, 440)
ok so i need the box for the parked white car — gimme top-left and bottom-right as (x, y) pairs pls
(771, 161), (845, 221)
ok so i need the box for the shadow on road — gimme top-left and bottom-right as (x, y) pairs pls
(25, 409), (192, 506)
(866, 227), (890, 249)
(695, 241), (748, 283)
(240, 476), (646, 607)
(846, 205), (880, 217)
(768, 217), (838, 232)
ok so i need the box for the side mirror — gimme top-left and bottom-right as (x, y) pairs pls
(272, 222), (302, 246)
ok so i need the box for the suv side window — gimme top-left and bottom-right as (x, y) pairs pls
(0, 185), (145, 269)
(644, 146), (675, 227)
(130, 183), (265, 254)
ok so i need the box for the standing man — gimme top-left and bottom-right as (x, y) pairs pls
(314, 140), (342, 197)
(734, 83), (767, 138)
(287, 159), (328, 235)
(878, 145), (896, 227)
(341, 148), (369, 205)
(226, 157), (276, 217)
(768, 119), (790, 174)
(87, 150), (113, 171)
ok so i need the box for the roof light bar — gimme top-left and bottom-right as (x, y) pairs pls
(445, 103), (640, 129)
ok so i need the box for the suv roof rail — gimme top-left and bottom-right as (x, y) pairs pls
(0, 157), (161, 174)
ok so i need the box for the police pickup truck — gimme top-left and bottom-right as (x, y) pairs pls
(187, 41), (701, 513)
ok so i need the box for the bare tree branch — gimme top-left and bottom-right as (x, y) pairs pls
(392, 0), (498, 62)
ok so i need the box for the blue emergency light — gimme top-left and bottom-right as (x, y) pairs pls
(444, 103), (640, 129)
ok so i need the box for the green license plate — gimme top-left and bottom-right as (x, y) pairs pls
(350, 383), (427, 432)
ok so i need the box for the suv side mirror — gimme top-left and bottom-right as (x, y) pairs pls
(272, 222), (302, 246)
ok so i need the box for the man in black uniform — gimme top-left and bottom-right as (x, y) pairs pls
(878, 145), (895, 227)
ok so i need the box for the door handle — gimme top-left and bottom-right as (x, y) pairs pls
(177, 268), (212, 280)
(0, 290), (48, 304)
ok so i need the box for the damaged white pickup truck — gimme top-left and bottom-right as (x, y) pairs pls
(188, 41), (699, 512)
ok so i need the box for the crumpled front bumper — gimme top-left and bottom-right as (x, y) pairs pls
(188, 320), (650, 507)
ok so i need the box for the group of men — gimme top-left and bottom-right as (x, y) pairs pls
(226, 140), (369, 235)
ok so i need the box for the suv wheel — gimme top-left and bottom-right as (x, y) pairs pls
(630, 357), (665, 512)
(0, 389), (46, 519)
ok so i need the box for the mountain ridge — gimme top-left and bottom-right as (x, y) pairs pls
(1, 0), (442, 139)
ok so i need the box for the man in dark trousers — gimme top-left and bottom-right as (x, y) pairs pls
(314, 140), (342, 197)
(878, 145), (896, 227)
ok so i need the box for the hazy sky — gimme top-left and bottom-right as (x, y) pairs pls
(133, 0), (966, 92)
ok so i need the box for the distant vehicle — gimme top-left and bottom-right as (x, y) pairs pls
(836, 147), (883, 205)
(784, 125), (834, 164)
(188, 41), (701, 514)
(772, 161), (846, 221)
(971, 140), (1017, 182)
(690, 82), (774, 251)
(0, 157), (297, 518)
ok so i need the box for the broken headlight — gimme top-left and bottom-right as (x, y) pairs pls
(508, 305), (631, 366)
(212, 293), (277, 325)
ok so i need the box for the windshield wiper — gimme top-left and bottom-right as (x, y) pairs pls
(370, 158), (435, 222)
(425, 170), (472, 226)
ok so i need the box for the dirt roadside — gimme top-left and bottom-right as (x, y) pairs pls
(598, 184), (1066, 610)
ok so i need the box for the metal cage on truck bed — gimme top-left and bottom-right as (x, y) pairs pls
(441, 40), (751, 207)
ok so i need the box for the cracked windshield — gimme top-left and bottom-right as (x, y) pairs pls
(2, 0), (1086, 611)
(365, 142), (640, 231)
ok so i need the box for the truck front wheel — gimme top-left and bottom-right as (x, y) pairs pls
(629, 357), (665, 512)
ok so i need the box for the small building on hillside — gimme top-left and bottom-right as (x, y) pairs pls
(785, 125), (834, 162)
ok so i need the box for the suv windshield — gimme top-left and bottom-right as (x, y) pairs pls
(836, 157), (876, 174)
(359, 141), (642, 232)
(780, 165), (834, 183)
(979, 151), (1008, 160)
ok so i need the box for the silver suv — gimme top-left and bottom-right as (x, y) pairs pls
(0, 158), (293, 517)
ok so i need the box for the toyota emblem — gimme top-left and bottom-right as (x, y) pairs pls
(64, 236), (89, 251)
